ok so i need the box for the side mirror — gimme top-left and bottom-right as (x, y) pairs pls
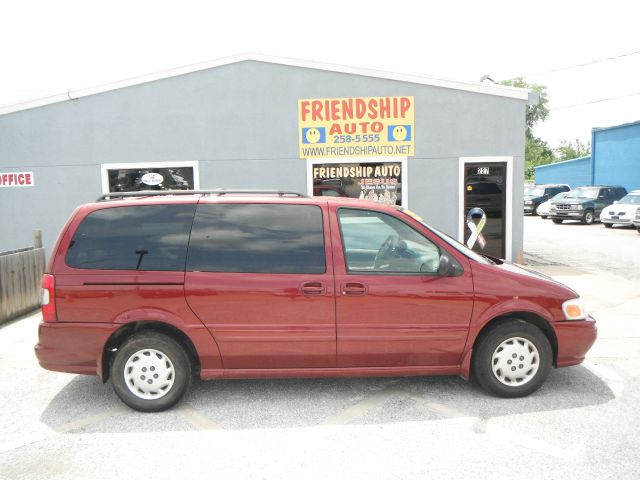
(437, 253), (463, 277)
(613, 200), (619, 204)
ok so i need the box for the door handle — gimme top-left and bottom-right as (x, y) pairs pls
(341, 282), (367, 296)
(301, 282), (326, 295)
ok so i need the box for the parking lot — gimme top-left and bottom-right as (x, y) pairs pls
(1, 217), (639, 479)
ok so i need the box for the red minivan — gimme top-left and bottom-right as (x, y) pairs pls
(35, 190), (597, 412)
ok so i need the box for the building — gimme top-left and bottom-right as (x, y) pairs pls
(535, 120), (640, 191)
(0, 54), (532, 261)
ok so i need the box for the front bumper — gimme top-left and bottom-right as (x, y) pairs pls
(549, 211), (583, 219)
(601, 214), (633, 224)
(35, 321), (119, 379)
(553, 315), (597, 367)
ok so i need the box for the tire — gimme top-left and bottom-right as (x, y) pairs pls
(552, 218), (563, 224)
(540, 215), (548, 219)
(472, 320), (552, 398)
(581, 210), (595, 225)
(603, 222), (613, 228)
(533, 204), (541, 216)
(110, 332), (192, 412)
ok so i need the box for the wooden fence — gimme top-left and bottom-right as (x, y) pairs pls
(0, 231), (46, 325)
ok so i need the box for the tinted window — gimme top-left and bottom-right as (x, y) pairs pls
(338, 208), (440, 274)
(187, 204), (325, 274)
(66, 204), (196, 271)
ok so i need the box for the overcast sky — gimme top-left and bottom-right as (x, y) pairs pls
(2, 0), (639, 148)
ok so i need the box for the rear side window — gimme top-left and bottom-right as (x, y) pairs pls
(66, 204), (196, 271)
(187, 204), (326, 274)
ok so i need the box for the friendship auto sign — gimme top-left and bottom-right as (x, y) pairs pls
(298, 96), (414, 158)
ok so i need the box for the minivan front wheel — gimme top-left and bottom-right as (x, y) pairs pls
(473, 320), (552, 398)
(111, 332), (192, 412)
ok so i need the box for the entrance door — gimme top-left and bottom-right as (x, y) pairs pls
(463, 162), (506, 258)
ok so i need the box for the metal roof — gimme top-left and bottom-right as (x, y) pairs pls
(0, 53), (531, 116)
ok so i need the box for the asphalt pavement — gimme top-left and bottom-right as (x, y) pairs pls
(1, 216), (639, 479)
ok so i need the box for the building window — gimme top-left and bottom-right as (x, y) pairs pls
(100, 161), (200, 193)
(308, 159), (406, 207)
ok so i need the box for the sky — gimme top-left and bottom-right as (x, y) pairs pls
(2, 0), (639, 149)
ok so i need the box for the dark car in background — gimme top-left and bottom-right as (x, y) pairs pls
(524, 184), (571, 216)
(549, 185), (628, 225)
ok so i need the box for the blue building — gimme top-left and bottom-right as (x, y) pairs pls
(535, 120), (640, 191)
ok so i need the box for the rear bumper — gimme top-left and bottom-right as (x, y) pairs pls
(35, 322), (119, 379)
(553, 316), (597, 367)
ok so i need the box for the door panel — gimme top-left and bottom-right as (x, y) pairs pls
(185, 272), (336, 368)
(184, 202), (336, 369)
(331, 206), (474, 368)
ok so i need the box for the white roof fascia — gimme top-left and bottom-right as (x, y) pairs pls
(0, 53), (530, 116)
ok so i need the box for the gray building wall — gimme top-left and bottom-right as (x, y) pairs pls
(0, 60), (526, 258)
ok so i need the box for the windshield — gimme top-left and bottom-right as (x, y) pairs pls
(618, 194), (640, 205)
(399, 209), (491, 265)
(552, 191), (569, 201)
(524, 186), (544, 197)
(564, 187), (598, 200)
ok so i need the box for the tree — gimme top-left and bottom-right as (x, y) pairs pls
(501, 78), (551, 180)
(555, 139), (591, 162)
(525, 135), (555, 179)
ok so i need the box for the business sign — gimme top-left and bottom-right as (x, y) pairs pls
(311, 161), (404, 206)
(299, 96), (414, 158)
(0, 172), (34, 187)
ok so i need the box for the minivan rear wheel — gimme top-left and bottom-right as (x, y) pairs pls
(111, 332), (192, 412)
(473, 320), (552, 398)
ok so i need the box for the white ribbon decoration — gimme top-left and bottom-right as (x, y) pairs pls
(466, 207), (487, 249)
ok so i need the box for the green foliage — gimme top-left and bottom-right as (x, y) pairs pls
(501, 77), (549, 133)
(525, 134), (555, 180)
(555, 139), (591, 162)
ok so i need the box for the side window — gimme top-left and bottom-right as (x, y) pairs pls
(187, 204), (326, 274)
(66, 204), (196, 271)
(338, 208), (440, 274)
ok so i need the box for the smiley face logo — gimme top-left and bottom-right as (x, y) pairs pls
(392, 125), (408, 141)
(305, 128), (321, 144)
(302, 127), (325, 144)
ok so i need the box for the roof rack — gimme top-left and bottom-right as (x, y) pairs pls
(96, 189), (306, 202)
(96, 188), (305, 202)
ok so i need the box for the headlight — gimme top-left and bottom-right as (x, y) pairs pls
(525, 200), (532, 205)
(562, 298), (588, 320)
(571, 204), (583, 210)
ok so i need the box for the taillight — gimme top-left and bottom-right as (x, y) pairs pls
(41, 274), (57, 322)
